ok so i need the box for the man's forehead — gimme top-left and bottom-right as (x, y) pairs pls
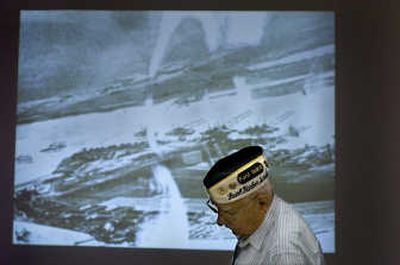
(215, 197), (249, 211)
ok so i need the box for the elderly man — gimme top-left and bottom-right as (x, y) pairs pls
(203, 146), (325, 265)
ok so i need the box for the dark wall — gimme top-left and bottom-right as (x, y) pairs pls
(336, 0), (400, 264)
(1, 1), (400, 265)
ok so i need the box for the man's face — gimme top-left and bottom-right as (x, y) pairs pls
(214, 196), (262, 238)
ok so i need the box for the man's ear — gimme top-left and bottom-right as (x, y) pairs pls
(256, 192), (270, 207)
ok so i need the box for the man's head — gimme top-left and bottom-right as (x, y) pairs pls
(203, 146), (274, 238)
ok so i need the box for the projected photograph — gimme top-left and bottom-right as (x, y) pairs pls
(14, 11), (335, 252)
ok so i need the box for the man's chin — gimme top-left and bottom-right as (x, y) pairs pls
(225, 226), (241, 238)
(227, 227), (235, 234)
(231, 229), (241, 238)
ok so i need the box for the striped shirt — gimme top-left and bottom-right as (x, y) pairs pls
(233, 196), (325, 265)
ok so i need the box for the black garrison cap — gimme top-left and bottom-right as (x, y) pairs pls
(203, 146), (264, 189)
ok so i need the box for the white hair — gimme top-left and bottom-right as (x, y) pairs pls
(243, 178), (274, 204)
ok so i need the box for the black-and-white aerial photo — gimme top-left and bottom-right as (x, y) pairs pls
(14, 11), (335, 252)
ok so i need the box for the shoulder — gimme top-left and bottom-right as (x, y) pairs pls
(274, 196), (305, 232)
(269, 251), (308, 265)
(268, 250), (324, 265)
(273, 197), (323, 259)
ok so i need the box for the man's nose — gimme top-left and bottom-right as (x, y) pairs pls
(217, 214), (226, 226)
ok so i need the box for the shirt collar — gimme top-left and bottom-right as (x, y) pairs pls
(238, 194), (279, 250)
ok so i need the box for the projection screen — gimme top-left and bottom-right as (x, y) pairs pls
(13, 10), (335, 252)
